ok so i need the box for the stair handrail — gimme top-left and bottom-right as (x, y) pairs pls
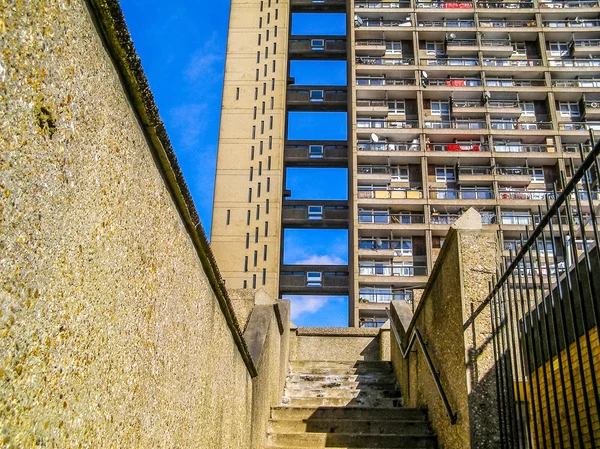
(385, 308), (458, 425)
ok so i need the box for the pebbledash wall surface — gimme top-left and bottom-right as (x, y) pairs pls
(0, 1), (270, 447)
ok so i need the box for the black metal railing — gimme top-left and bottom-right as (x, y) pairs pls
(482, 141), (600, 448)
(386, 308), (458, 424)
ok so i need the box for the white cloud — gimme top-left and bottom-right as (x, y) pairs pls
(295, 255), (345, 265)
(184, 33), (224, 83)
(287, 295), (346, 321)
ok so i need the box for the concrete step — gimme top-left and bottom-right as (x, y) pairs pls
(270, 407), (428, 421)
(284, 381), (399, 391)
(290, 361), (392, 369)
(286, 373), (397, 385)
(290, 362), (392, 376)
(268, 418), (432, 435)
(284, 387), (400, 399)
(284, 397), (403, 408)
(265, 432), (437, 448)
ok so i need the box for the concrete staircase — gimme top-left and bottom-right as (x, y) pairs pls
(265, 360), (437, 448)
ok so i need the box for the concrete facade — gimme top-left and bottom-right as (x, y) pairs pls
(0, 1), (288, 447)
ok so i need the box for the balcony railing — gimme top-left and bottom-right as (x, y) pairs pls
(494, 143), (552, 152)
(429, 188), (494, 199)
(358, 212), (425, 224)
(359, 292), (413, 304)
(428, 78), (482, 86)
(574, 39), (600, 48)
(424, 120), (487, 129)
(459, 166), (493, 175)
(357, 77), (416, 86)
(559, 121), (600, 130)
(356, 99), (388, 107)
(431, 213), (497, 224)
(483, 58), (543, 67)
(543, 19), (600, 27)
(447, 39), (478, 46)
(563, 143), (594, 152)
(357, 165), (404, 175)
(476, 0), (533, 7)
(485, 78), (546, 87)
(356, 57), (415, 66)
(358, 239), (414, 252)
(552, 79), (600, 87)
(498, 189), (556, 200)
(488, 100), (520, 108)
(358, 188), (424, 199)
(416, 0), (473, 7)
(357, 119), (419, 129)
(495, 166), (529, 175)
(421, 58), (480, 66)
(479, 19), (537, 27)
(359, 18), (413, 27)
(490, 120), (553, 130)
(539, 0), (598, 7)
(428, 142), (488, 151)
(418, 20), (475, 27)
(549, 58), (600, 67)
(358, 141), (421, 151)
(355, 0), (411, 7)
(358, 263), (428, 277)
(481, 39), (512, 47)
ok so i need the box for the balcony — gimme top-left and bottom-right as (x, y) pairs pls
(357, 118), (419, 129)
(355, 39), (387, 56)
(539, 0), (598, 8)
(284, 141), (348, 167)
(552, 78), (600, 88)
(358, 239), (416, 257)
(358, 211), (426, 225)
(494, 143), (554, 152)
(290, 0), (346, 11)
(355, 0), (412, 8)
(431, 212), (497, 224)
(445, 39), (479, 56)
(457, 166), (494, 185)
(429, 187), (495, 200)
(427, 142), (489, 151)
(356, 18), (413, 28)
(289, 37), (347, 60)
(358, 290), (414, 304)
(584, 100), (600, 119)
(421, 57), (480, 66)
(416, 0), (472, 8)
(483, 58), (543, 67)
(356, 56), (415, 66)
(358, 188), (425, 200)
(498, 188), (556, 201)
(287, 86), (347, 112)
(358, 141), (421, 152)
(558, 121), (600, 131)
(358, 262), (428, 279)
(542, 19), (600, 28)
(424, 119), (487, 129)
(549, 58), (600, 67)
(480, 39), (514, 57)
(571, 39), (600, 56)
(418, 19), (475, 27)
(451, 100), (486, 116)
(476, 0), (533, 7)
(282, 201), (348, 228)
(479, 19), (537, 28)
(357, 77), (417, 86)
(485, 78), (546, 87)
(427, 78), (482, 87)
(279, 265), (349, 295)
(495, 166), (532, 186)
(490, 120), (553, 131)
(356, 99), (389, 114)
(487, 100), (522, 117)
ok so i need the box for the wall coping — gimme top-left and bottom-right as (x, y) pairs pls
(85, 0), (257, 377)
(296, 327), (380, 337)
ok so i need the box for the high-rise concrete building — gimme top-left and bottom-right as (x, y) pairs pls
(212, 0), (600, 327)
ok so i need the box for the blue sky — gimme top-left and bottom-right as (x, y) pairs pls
(120, 2), (349, 326)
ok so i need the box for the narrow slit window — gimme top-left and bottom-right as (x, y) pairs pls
(236, 88), (240, 100)
(244, 256), (248, 272)
(262, 269), (266, 285)
(252, 274), (256, 289)
(245, 233), (250, 249)
(266, 199), (270, 214)
(248, 188), (252, 203)
(255, 227), (259, 243)
(264, 221), (269, 237)
(253, 251), (258, 267)
(263, 245), (268, 261)
(256, 204), (261, 219)
(246, 210), (251, 225)
(266, 177), (271, 192)
(226, 210), (231, 225)
(268, 156), (272, 170)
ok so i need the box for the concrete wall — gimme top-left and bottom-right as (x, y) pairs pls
(290, 327), (382, 361)
(390, 215), (500, 449)
(0, 1), (287, 447)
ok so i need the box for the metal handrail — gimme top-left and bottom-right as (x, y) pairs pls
(385, 308), (458, 424)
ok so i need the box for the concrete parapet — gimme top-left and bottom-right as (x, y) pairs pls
(389, 209), (501, 449)
(290, 327), (381, 362)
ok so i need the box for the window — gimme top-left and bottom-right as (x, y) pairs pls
(487, 78), (513, 87)
(501, 211), (532, 225)
(426, 41), (445, 56)
(386, 41), (402, 54)
(358, 209), (389, 223)
(530, 167), (545, 183)
(520, 102), (535, 117)
(559, 102), (580, 118)
(491, 119), (517, 130)
(391, 166), (409, 181)
(311, 39), (325, 50)
(309, 145), (324, 158)
(435, 166), (456, 182)
(308, 205), (323, 220)
(431, 101), (450, 116)
(512, 42), (526, 56)
(549, 42), (570, 57)
(495, 141), (522, 153)
(388, 100), (405, 114)
(310, 90), (324, 102)
(392, 237), (413, 256)
(306, 272), (322, 287)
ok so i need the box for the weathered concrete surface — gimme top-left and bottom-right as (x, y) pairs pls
(390, 212), (500, 449)
(0, 1), (287, 448)
(290, 327), (381, 362)
(229, 288), (257, 331)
